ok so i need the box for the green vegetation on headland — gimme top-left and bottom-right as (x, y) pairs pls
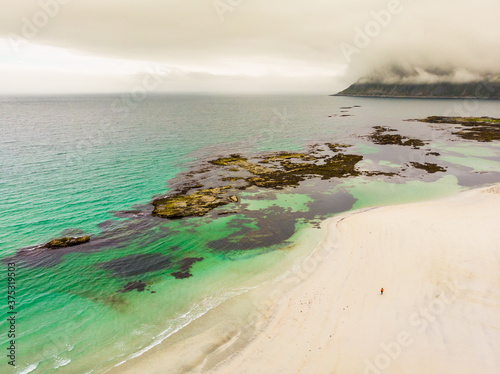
(413, 116), (500, 142)
(334, 82), (500, 99)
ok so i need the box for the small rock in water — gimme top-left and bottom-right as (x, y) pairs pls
(45, 236), (90, 249)
(117, 280), (147, 293)
(171, 257), (204, 279)
(171, 271), (193, 279)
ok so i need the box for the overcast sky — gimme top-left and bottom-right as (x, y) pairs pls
(1, 0), (499, 94)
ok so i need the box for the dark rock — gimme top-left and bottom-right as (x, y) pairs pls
(117, 280), (147, 293)
(208, 217), (296, 251)
(171, 271), (193, 279)
(45, 236), (90, 249)
(97, 253), (172, 277)
(265, 152), (315, 161)
(111, 210), (147, 218)
(171, 257), (204, 279)
(369, 126), (426, 148)
(152, 187), (232, 219)
(410, 162), (447, 174)
(210, 155), (274, 175)
(179, 257), (204, 272)
(326, 143), (352, 153)
(218, 210), (239, 216)
(413, 116), (500, 142)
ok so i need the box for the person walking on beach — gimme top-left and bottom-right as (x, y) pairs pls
(381, 288), (384, 295)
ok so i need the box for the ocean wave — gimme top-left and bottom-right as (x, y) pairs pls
(53, 356), (71, 369)
(15, 363), (38, 374)
(108, 286), (258, 372)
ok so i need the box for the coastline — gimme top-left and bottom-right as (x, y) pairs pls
(107, 223), (326, 374)
(112, 184), (500, 374)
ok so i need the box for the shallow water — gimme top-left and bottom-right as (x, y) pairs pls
(1, 94), (500, 373)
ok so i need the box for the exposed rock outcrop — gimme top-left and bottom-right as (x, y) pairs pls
(45, 236), (90, 249)
(152, 149), (365, 219)
(152, 187), (232, 219)
(412, 116), (500, 142)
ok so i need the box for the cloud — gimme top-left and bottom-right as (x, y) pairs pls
(342, 0), (500, 84)
(0, 0), (499, 93)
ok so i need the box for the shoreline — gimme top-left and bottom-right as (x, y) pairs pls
(108, 222), (326, 374)
(113, 184), (500, 374)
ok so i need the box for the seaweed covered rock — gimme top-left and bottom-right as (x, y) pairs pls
(410, 162), (447, 174)
(246, 154), (362, 188)
(210, 154), (274, 175)
(152, 187), (232, 219)
(247, 172), (306, 189)
(152, 146), (364, 218)
(369, 126), (425, 148)
(326, 143), (352, 153)
(45, 236), (90, 249)
(264, 152), (316, 161)
(413, 116), (500, 142)
(279, 153), (363, 179)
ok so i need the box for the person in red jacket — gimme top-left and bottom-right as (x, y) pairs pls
(381, 288), (384, 295)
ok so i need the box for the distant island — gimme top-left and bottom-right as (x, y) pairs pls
(334, 81), (500, 99)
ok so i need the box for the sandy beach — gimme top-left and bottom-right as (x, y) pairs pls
(115, 184), (500, 374)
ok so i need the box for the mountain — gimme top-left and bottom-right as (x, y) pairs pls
(334, 81), (500, 99)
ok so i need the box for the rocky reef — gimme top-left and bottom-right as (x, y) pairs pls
(412, 116), (500, 142)
(410, 162), (447, 174)
(150, 130), (459, 220)
(45, 236), (90, 249)
(369, 126), (426, 148)
(152, 187), (233, 219)
(151, 147), (364, 219)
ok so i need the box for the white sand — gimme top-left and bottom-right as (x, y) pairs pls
(114, 184), (500, 374)
(212, 184), (500, 374)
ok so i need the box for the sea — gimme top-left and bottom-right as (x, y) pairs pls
(1, 94), (500, 373)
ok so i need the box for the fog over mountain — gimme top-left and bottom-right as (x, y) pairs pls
(356, 65), (500, 85)
(0, 0), (499, 93)
(340, 0), (500, 87)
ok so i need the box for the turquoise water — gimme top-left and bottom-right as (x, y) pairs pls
(1, 95), (500, 373)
